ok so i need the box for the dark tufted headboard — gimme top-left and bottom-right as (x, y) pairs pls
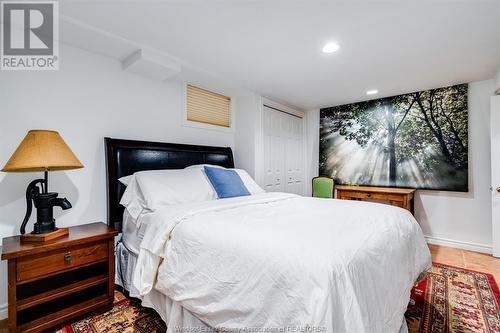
(105, 137), (234, 232)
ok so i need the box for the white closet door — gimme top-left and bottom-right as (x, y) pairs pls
(263, 106), (304, 195)
(263, 106), (285, 192)
(284, 114), (304, 194)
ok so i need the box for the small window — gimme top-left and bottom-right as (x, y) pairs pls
(186, 84), (231, 128)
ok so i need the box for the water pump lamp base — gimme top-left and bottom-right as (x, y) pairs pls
(20, 228), (69, 243)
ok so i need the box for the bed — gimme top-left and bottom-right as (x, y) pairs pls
(105, 137), (431, 333)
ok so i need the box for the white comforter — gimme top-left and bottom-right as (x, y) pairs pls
(133, 193), (431, 333)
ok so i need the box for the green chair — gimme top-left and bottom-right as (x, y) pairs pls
(312, 176), (335, 198)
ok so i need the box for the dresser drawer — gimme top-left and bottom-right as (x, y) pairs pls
(17, 242), (108, 282)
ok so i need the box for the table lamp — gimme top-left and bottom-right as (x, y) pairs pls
(2, 130), (83, 241)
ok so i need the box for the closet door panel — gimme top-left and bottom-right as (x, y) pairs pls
(263, 107), (285, 192)
(284, 113), (296, 194)
(284, 116), (304, 194)
(293, 117), (304, 194)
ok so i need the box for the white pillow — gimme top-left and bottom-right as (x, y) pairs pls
(185, 164), (265, 195)
(118, 175), (133, 186)
(234, 169), (265, 195)
(120, 168), (217, 220)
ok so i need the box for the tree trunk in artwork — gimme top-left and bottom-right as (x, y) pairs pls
(385, 102), (397, 186)
(414, 94), (455, 167)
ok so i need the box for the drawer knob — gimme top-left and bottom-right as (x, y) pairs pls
(64, 253), (72, 262)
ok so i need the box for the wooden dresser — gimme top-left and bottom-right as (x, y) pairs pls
(1, 222), (118, 333)
(336, 185), (416, 214)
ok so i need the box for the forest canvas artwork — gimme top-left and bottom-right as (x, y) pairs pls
(319, 84), (468, 191)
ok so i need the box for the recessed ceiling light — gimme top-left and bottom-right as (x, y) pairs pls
(366, 89), (379, 95)
(322, 42), (340, 54)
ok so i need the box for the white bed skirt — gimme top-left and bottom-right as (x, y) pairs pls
(115, 241), (213, 333)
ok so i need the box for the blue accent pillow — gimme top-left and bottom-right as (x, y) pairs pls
(204, 166), (251, 199)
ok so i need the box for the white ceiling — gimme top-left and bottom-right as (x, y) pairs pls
(58, 0), (500, 110)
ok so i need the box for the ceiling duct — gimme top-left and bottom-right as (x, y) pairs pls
(122, 49), (181, 81)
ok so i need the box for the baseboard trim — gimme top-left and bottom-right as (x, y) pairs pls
(0, 303), (7, 320)
(425, 235), (492, 254)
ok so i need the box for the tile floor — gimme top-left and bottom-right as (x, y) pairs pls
(428, 244), (500, 287)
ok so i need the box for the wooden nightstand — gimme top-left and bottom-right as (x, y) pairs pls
(1, 222), (118, 333)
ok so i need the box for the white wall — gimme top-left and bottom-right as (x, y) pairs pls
(0, 43), (237, 319)
(233, 94), (261, 178)
(305, 109), (320, 196)
(306, 79), (495, 253)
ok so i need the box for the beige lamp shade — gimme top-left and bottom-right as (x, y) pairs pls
(2, 130), (84, 172)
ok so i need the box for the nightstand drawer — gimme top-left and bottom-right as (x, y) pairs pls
(17, 242), (108, 282)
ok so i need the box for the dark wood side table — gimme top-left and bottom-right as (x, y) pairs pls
(336, 185), (416, 214)
(1, 222), (118, 333)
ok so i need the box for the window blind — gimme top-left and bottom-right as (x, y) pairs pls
(187, 84), (231, 128)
